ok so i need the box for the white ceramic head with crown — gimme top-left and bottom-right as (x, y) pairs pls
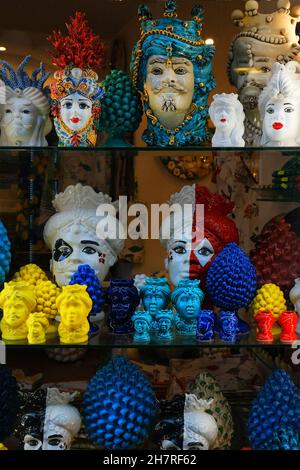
(228, 0), (300, 145)
(43, 184), (125, 286)
(209, 93), (245, 146)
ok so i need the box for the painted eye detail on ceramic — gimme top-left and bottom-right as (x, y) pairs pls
(198, 247), (213, 257)
(175, 67), (187, 75)
(260, 66), (271, 73)
(284, 106), (294, 113)
(62, 101), (73, 109)
(173, 246), (187, 254)
(151, 67), (163, 75)
(5, 109), (12, 113)
(82, 246), (96, 255)
(53, 238), (73, 262)
(22, 109), (30, 114)
(48, 437), (63, 447)
(266, 107), (274, 114)
(79, 102), (91, 110)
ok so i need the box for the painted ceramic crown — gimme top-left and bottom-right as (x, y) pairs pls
(131, 0), (215, 146)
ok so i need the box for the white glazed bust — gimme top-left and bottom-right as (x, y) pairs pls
(144, 55), (194, 129)
(44, 184), (124, 286)
(289, 278), (300, 334)
(0, 56), (52, 146)
(228, 1), (300, 146)
(209, 93), (245, 147)
(259, 61), (300, 147)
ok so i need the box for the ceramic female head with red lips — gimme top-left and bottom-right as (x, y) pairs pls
(160, 184), (239, 288)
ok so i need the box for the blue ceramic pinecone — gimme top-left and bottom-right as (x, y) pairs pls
(0, 365), (19, 440)
(69, 264), (104, 314)
(99, 70), (142, 134)
(0, 220), (11, 284)
(83, 356), (157, 449)
(206, 242), (257, 310)
(248, 369), (300, 450)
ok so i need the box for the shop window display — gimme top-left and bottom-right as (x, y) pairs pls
(0, 0), (299, 456)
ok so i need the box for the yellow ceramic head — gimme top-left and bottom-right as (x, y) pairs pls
(251, 283), (287, 318)
(56, 284), (92, 327)
(0, 443), (8, 450)
(27, 312), (49, 344)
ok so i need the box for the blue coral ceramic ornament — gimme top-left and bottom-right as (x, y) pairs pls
(196, 309), (214, 341)
(0, 220), (11, 284)
(83, 356), (157, 449)
(100, 70), (143, 147)
(48, 12), (105, 147)
(106, 279), (140, 334)
(218, 310), (239, 342)
(140, 277), (171, 331)
(248, 369), (300, 450)
(206, 242), (257, 334)
(0, 55), (51, 146)
(69, 264), (104, 335)
(130, 0), (215, 147)
(172, 279), (205, 335)
(156, 309), (174, 340)
(132, 310), (152, 343)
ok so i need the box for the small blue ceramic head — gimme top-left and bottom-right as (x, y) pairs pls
(130, 1), (215, 146)
(132, 310), (152, 342)
(106, 279), (140, 334)
(206, 242), (257, 311)
(218, 310), (239, 342)
(140, 277), (171, 315)
(83, 356), (157, 449)
(196, 309), (215, 341)
(156, 309), (174, 340)
(0, 220), (11, 284)
(248, 369), (300, 450)
(171, 279), (204, 321)
(69, 264), (104, 316)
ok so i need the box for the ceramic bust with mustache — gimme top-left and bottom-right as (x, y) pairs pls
(209, 93), (245, 147)
(259, 62), (300, 147)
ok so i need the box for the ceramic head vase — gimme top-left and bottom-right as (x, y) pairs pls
(155, 393), (218, 450)
(171, 279), (205, 335)
(48, 11), (105, 147)
(209, 93), (245, 147)
(228, 0), (300, 146)
(160, 184), (239, 288)
(0, 55), (51, 146)
(140, 277), (171, 315)
(259, 61), (300, 146)
(43, 183), (125, 286)
(130, 0), (215, 146)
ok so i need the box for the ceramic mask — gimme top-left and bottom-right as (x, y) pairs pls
(160, 185), (239, 288)
(209, 93), (245, 146)
(0, 56), (51, 146)
(43, 184), (124, 287)
(130, 1), (215, 146)
(60, 91), (93, 132)
(228, 1), (300, 145)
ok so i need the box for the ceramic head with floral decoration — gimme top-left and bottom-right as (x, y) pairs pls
(228, 0), (300, 146)
(155, 393), (218, 450)
(43, 184), (125, 287)
(57, 284), (92, 344)
(160, 184), (239, 288)
(130, 0), (215, 146)
(171, 279), (204, 335)
(0, 282), (36, 341)
(209, 93), (245, 147)
(0, 55), (51, 146)
(259, 61), (300, 146)
(48, 11), (105, 147)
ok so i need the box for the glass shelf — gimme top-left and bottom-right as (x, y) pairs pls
(2, 330), (299, 349)
(253, 186), (300, 202)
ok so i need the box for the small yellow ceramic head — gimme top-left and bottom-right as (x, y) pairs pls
(27, 312), (49, 344)
(0, 443), (8, 450)
(13, 263), (48, 287)
(251, 283), (287, 319)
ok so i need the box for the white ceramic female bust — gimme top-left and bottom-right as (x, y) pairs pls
(209, 93), (245, 147)
(0, 56), (52, 146)
(43, 184), (124, 287)
(259, 61), (300, 147)
(289, 278), (300, 334)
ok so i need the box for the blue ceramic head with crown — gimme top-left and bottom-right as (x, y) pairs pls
(106, 279), (140, 334)
(130, 0), (215, 147)
(172, 279), (204, 335)
(140, 276), (171, 331)
(132, 310), (152, 343)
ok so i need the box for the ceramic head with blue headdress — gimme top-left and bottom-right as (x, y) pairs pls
(172, 279), (204, 335)
(48, 11), (105, 147)
(0, 55), (51, 146)
(130, 0), (215, 146)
